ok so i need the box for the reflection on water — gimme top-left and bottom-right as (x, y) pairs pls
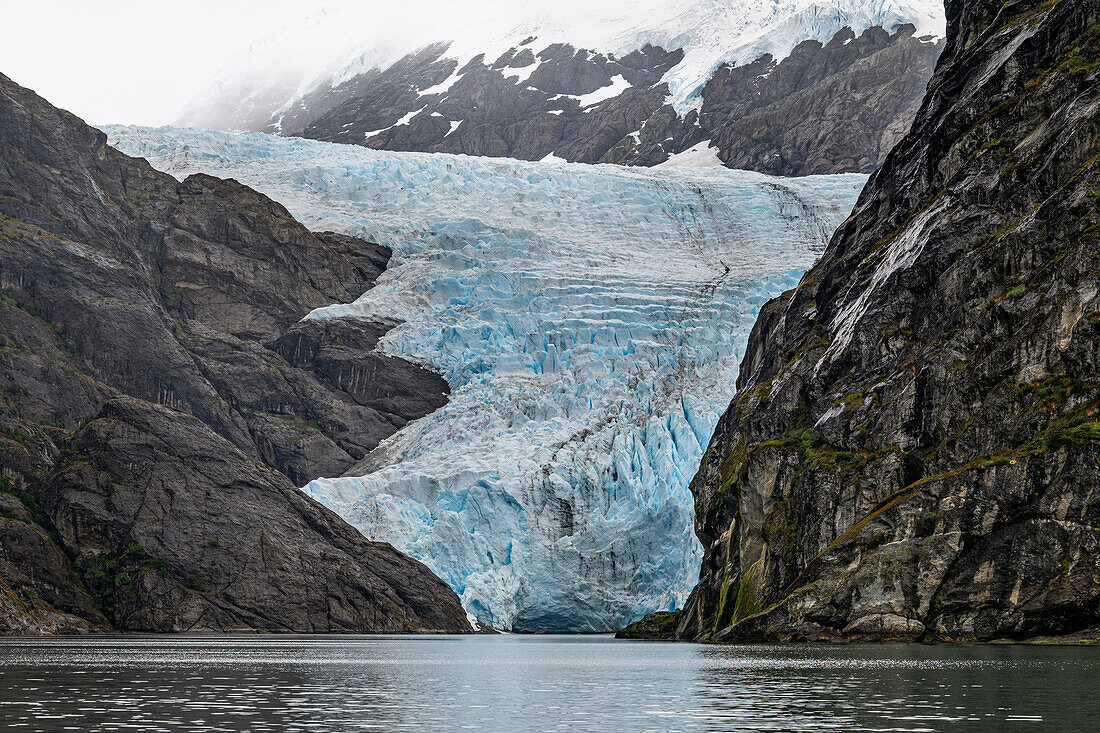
(0, 635), (1095, 731)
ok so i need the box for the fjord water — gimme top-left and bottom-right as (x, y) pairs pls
(0, 636), (1096, 732)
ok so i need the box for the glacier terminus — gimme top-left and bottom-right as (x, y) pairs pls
(106, 126), (865, 631)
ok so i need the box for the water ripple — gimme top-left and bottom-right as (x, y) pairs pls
(0, 636), (1096, 732)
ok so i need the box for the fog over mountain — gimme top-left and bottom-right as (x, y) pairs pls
(0, 1), (311, 125)
(182, 0), (945, 131)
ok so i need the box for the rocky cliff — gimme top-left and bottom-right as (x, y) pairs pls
(242, 26), (940, 176)
(682, 25), (941, 176)
(0, 72), (469, 633)
(623, 0), (1100, 642)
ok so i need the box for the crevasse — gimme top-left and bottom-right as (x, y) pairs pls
(105, 125), (865, 631)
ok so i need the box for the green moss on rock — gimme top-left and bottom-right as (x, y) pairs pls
(615, 610), (681, 639)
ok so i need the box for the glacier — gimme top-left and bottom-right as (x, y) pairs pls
(106, 125), (865, 631)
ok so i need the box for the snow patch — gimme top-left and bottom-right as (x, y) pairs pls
(394, 106), (425, 126)
(574, 74), (632, 108)
(502, 61), (542, 85)
(419, 67), (465, 96)
(656, 140), (723, 168)
(360, 106), (425, 139)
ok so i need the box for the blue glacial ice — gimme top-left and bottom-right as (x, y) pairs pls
(106, 125), (866, 631)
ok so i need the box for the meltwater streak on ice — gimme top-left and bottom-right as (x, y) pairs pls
(105, 126), (865, 631)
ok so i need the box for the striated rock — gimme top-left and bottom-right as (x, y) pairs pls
(648, 0), (1100, 642)
(0, 492), (107, 634)
(0, 70), (449, 484)
(0, 72), (468, 633)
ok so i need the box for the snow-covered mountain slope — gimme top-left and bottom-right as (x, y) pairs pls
(106, 125), (865, 631)
(185, 0), (943, 123)
(180, 0), (944, 175)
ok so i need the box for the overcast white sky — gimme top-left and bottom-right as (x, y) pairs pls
(1, 0), (585, 125)
(1, 1), (309, 125)
(1, 0), (571, 126)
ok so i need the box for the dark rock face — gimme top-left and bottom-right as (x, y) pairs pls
(652, 0), (1100, 642)
(0, 71), (448, 484)
(245, 27), (940, 176)
(679, 25), (941, 176)
(43, 398), (466, 632)
(0, 72), (468, 633)
(291, 42), (683, 164)
(0, 491), (106, 634)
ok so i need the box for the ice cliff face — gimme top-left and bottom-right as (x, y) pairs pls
(106, 125), (864, 631)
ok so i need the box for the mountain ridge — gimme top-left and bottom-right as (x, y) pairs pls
(180, 0), (945, 175)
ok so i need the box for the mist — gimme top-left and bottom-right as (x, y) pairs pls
(1, 0), (664, 126)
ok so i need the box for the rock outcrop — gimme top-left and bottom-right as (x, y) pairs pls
(238, 26), (940, 176)
(677, 25), (941, 176)
(624, 0), (1100, 642)
(0, 72), (469, 633)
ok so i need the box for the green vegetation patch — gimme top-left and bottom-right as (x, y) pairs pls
(1016, 376), (1098, 413)
(0, 475), (52, 531)
(716, 440), (748, 497)
(978, 398), (1100, 468)
(735, 380), (773, 417)
(619, 610), (681, 639)
(0, 424), (29, 445)
(730, 559), (764, 624)
(835, 387), (869, 411)
(759, 414), (812, 455)
(1056, 25), (1100, 76)
(989, 282), (1028, 306)
(763, 501), (799, 559)
(76, 543), (172, 610)
(713, 559), (735, 632)
(1047, 420), (1100, 447)
(805, 445), (879, 476)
